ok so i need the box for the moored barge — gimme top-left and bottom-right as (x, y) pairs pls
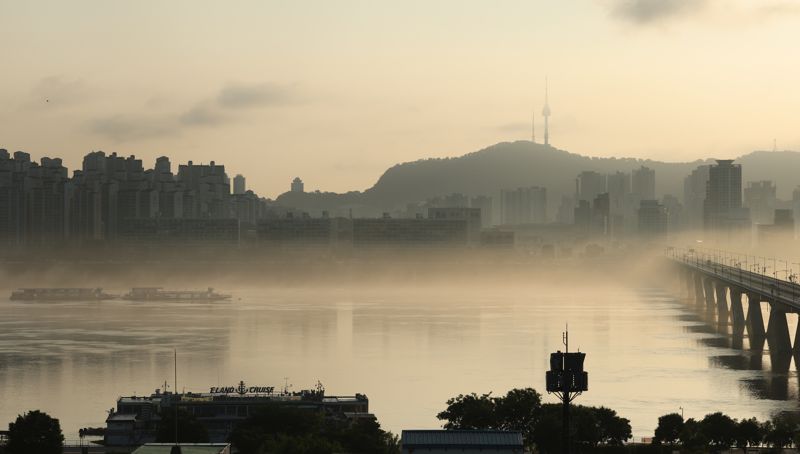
(121, 287), (231, 301)
(10, 288), (116, 301)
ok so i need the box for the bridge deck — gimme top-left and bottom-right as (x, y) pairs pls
(671, 256), (800, 312)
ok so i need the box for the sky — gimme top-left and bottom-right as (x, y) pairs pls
(1, 0), (800, 198)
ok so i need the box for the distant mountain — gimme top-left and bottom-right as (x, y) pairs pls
(276, 141), (800, 217)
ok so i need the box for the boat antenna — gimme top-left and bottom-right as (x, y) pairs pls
(174, 348), (178, 447)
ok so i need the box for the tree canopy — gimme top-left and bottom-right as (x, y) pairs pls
(228, 404), (398, 454)
(156, 408), (210, 444)
(6, 410), (64, 454)
(436, 388), (630, 452)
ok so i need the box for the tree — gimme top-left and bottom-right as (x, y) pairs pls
(156, 408), (210, 443)
(699, 412), (737, 451)
(653, 413), (683, 445)
(494, 388), (542, 442)
(436, 392), (497, 430)
(531, 403), (563, 453)
(6, 410), (64, 454)
(763, 412), (800, 450)
(229, 406), (324, 454)
(593, 406), (632, 445)
(679, 418), (709, 453)
(735, 417), (763, 453)
(228, 405), (399, 454)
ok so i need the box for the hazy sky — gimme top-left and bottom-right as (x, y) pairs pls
(1, 0), (800, 197)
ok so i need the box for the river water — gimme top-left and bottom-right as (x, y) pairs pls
(0, 283), (797, 441)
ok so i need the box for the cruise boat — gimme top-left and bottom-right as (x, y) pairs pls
(105, 381), (370, 445)
(121, 287), (231, 301)
(10, 288), (117, 301)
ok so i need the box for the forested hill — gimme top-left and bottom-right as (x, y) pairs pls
(276, 141), (800, 216)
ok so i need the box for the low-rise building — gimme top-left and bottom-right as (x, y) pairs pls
(132, 443), (230, 454)
(106, 382), (370, 446)
(400, 430), (524, 454)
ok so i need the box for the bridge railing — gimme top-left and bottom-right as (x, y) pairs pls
(665, 246), (800, 306)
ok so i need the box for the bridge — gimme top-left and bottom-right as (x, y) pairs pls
(667, 248), (800, 361)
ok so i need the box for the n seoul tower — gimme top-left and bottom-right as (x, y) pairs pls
(542, 77), (551, 146)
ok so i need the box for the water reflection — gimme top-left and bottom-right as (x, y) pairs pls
(0, 285), (798, 441)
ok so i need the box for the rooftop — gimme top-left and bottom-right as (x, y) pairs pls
(400, 430), (524, 448)
(132, 443), (230, 454)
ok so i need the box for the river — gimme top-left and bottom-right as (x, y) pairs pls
(0, 283), (797, 441)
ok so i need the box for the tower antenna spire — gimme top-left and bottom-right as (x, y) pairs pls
(542, 76), (551, 147)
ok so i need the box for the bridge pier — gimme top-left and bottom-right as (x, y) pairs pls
(730, 288), (746, 349)
(746, 293), (766, 351)
(767, 305), (793, 355)
(684, 268), (694, 300)
(703, 278), (717, 321)
(694, 273), (705, 307)
(715, 281), (729, 329)
(730, 288), (746, 330)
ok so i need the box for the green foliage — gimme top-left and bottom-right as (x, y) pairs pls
(437, 392), (498, 430)
(436, 388), (543, 444)
(155, 408), (210, 443)
(6, 410), (64, 454)
(228, 404), (398, 454)
(763, 412), (800, 449)
(678, 418), (708, 453)
(593, 407), (632, 446)
(437, 389), (630, 452)
(651, 411), (800, 452)
(734, 417), (763, 452)
(699, 412), (737, 451)
(653, 413), (683, 445)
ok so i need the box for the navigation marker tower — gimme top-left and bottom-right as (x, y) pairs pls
(546, 327), (588, 454)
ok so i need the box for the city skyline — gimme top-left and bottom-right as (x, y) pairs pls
(2, 1), (800, 197)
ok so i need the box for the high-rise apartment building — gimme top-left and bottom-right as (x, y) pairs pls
(291, 177), (304, 193)
(233, 174), (246, 195)
(576, 171), (606, 203)
(743, 180), (777, 225)
(683, 165), (710, 230)
(703, 160), (749, 232)
(631, 166), (655, 200)
(500, 186), (547, 225)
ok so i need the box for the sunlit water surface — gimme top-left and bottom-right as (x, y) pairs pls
(0, 284), (797, 441)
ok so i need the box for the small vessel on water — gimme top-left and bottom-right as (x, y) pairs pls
(121, 287), (231, 302)
(10, 288), (116, 301)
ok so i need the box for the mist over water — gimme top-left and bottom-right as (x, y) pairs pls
(1, 265), (797, 441)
